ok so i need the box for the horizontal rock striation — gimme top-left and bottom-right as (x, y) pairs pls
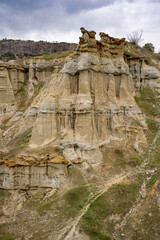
(0, 154), (68, 189)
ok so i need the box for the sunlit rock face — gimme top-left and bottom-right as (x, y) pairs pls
(0, 61), (25, 124)
(28, 28), (147, 164)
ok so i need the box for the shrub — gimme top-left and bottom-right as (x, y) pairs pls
(127, 30), (143, 45)
(143, 43), (155, 52)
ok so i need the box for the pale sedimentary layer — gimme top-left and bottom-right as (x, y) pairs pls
(0, 163), (66, 189)
(0, 154), (68, 189)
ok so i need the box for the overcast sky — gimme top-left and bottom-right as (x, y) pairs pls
(0, 0), (160, 51)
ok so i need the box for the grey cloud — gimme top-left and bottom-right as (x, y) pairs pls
(0, 0), (114, 13)
(0, 0), (159, 51)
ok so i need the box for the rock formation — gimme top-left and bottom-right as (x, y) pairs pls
(0, 61), (25, 124)
(1, 28), (160, 190)
(28, 28), (146, 163)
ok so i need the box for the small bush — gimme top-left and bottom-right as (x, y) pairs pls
(114, 149), (124, 158)
(114, 149), (126, 166)
(143, 43), (155, 53)
(127, 30), (143, 45)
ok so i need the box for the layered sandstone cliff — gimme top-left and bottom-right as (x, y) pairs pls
(1, 28), (160, 190)
(27, 28), (146, 163)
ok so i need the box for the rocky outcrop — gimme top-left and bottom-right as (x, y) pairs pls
(27, 28), (147, 164)
(0, 57), (67, 125)
(0, 61), (22, 124)
(142, 65), (160, 91)
(0, 154), (68, 189)
(125, 55), (160, 91)
(2, 28), (160, 190)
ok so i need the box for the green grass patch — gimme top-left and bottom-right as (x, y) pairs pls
(34, 81), (44, 97)
(80, 181), (142, 240)
(124, 50), (137, 57)
(14, 76), (30, 110)
(146, 118), (159, 135)
(123, 201), (160, 240)
(0, 190), (8, 197)
(0, 224), (14, 240)
(114, 148), (127, 167)
(42, 51), (73, 60)
(37, 202), (53, 215)
(135, 87), (160, 143)
(146, 170), (160, 188)
(127, 156), (141, 167)
(26, 185), (90, 219)
(134, 87), (160, 118)
(147, 150), (160, 169)
(8, 127), (33, 155)
(146, 135), (160, 169)
(0, 116), (13, 131)
(134, 119), (143, 127)
(103, 148), (141, 168)
(64, 186), (90, 217)
(15, 85), (28, 110)
(54, 146), (63, 155)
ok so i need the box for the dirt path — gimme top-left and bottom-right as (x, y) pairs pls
(61, 174), (127, 240)
(113, 129), (160, 239)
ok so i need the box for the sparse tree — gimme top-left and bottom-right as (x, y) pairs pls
(143, 43), (155, 52)
(127, 29), (143, 45)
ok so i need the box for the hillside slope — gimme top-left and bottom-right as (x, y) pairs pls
(0, 39), (77, 61)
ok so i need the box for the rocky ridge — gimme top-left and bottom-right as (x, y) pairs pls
(0, 39), (77, 61)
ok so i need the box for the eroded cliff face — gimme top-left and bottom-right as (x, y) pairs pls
(28, 29), (147, 164)
(0, 62), (22, 124)
(1, 28), (160, 190)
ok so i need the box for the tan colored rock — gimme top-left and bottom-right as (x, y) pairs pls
(0, 29), (153, 190)
(27, 29), (147, 164)
(0, 65), (16, 124)
(0, 154), (68, 189)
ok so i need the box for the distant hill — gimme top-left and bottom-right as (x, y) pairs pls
(0, 38), (78, 61)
